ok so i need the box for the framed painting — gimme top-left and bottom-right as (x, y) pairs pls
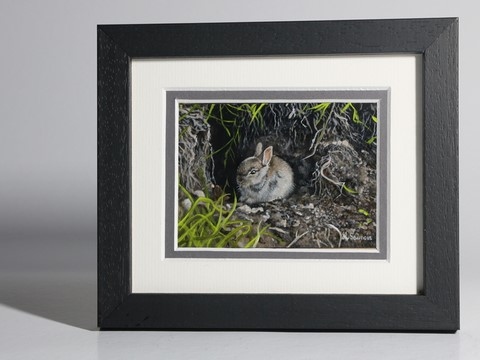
(98, 18), (459, 331)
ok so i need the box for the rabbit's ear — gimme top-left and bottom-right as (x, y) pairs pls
(254, 142), (263, 157)
(262, 146), (273, 166)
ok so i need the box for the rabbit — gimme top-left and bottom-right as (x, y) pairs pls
(236, 142), (294, 204)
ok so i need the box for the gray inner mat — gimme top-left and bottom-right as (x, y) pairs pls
(165, 89), (389, 260)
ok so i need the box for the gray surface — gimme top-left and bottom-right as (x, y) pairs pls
(0, 0), (478, 359)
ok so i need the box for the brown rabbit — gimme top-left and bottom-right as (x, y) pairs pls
(236, 142), (294, 204)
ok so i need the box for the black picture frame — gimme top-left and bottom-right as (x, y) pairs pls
(97, 18), (459, 331)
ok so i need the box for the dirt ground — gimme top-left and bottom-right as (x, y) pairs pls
(231, 179), (377, 249)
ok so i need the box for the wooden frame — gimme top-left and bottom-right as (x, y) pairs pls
(97, 18), (459, 331)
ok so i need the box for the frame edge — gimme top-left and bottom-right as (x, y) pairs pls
(97, 27), (132, 327)
(423, 18), (459, 330)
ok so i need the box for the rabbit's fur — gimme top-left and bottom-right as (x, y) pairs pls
(236, 142), (294, 204)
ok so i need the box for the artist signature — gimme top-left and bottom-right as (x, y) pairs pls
(346, 234), (374, 241)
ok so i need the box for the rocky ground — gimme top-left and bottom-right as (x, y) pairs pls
(232, 188), (376, 249)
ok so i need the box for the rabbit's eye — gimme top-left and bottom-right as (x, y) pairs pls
(249, 169), (257, 175)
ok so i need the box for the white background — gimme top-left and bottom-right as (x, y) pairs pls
(131, 55), (421, 295)
(1, 1), (478, 359)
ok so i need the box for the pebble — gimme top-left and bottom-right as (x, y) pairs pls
(237, 204), (264, 214)
(261, 213), (271, 222)
(275, 219), (287, 228)
(237, 204), (252, 214)
(193, 190), (205, 198)
(270, 212), (283, 223)
(181, 198), (192, 210)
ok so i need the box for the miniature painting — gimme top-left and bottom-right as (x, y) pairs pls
(173, 90), (386, 257)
